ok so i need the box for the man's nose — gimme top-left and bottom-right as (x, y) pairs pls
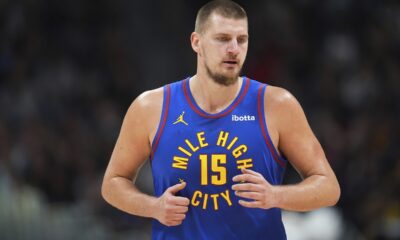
(227, 40), (239, 54)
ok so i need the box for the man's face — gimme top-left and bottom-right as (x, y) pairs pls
(194, 13), (248, 86)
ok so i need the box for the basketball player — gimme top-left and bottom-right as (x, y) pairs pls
(101, 0), (340, 239)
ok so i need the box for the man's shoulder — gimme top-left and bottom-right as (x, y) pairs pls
(136, 87), (164, 107)
(132, 77), (187, 109)
(265, 85), (295, 105)
(261, 84), (304, 119)
(125, 87), (164, 120)
(262, 85), (306, 128)
(246, 78), (291, 98)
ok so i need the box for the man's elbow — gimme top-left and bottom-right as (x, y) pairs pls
(101, 177), (112, 204)
(327, 179), (341, 207)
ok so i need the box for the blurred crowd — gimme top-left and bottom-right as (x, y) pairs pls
(0, 0), (399, 239)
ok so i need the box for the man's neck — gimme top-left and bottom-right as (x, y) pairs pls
(189, 74), (243, 114)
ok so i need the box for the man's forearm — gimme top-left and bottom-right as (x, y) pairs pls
(102, 176), (158, 218)
(273, 175), (340, 211)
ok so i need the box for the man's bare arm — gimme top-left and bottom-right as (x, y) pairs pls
(232, 86), (340, 211)
(101, 89), (189, 226)
(272, 87), (340, 211)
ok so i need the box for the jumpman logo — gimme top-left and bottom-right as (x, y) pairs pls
(173, 111), (189, 126)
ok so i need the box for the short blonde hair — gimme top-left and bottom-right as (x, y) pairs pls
(195, 0), (247, 33)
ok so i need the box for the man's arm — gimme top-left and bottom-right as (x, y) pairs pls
(101, 89), (190, 226)
(232, 86), (340, 211)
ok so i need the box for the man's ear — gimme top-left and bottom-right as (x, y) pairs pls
(191, 32), (201, 55)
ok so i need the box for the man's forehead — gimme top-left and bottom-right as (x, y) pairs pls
(205, 13), (248, 35)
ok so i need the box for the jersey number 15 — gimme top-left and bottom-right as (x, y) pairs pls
(199, 154), (227, 185)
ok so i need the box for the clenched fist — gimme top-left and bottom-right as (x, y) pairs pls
(154, 182), (190, 226)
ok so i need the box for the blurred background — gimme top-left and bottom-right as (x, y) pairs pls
(0, 0), (399, 239)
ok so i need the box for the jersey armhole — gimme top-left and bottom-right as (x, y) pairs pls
(257, 84), (287, 169)
(150, 85), (171, 160)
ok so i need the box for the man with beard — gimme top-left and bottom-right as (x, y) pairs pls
(101, 0), (340, 239)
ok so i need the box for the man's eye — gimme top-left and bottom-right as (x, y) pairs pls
(217, 37), (229, 42)
(238, 38), (248, 44)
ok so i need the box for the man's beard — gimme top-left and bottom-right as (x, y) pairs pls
(205, 62), (241, 86)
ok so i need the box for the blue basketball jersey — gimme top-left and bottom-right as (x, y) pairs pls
(150, 77), (287, 240)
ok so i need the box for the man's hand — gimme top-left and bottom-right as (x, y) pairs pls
(232, 168), (277, 209)
(154, 182), (190, 226)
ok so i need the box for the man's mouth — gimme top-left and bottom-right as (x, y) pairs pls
(223, 60), (238, 65)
